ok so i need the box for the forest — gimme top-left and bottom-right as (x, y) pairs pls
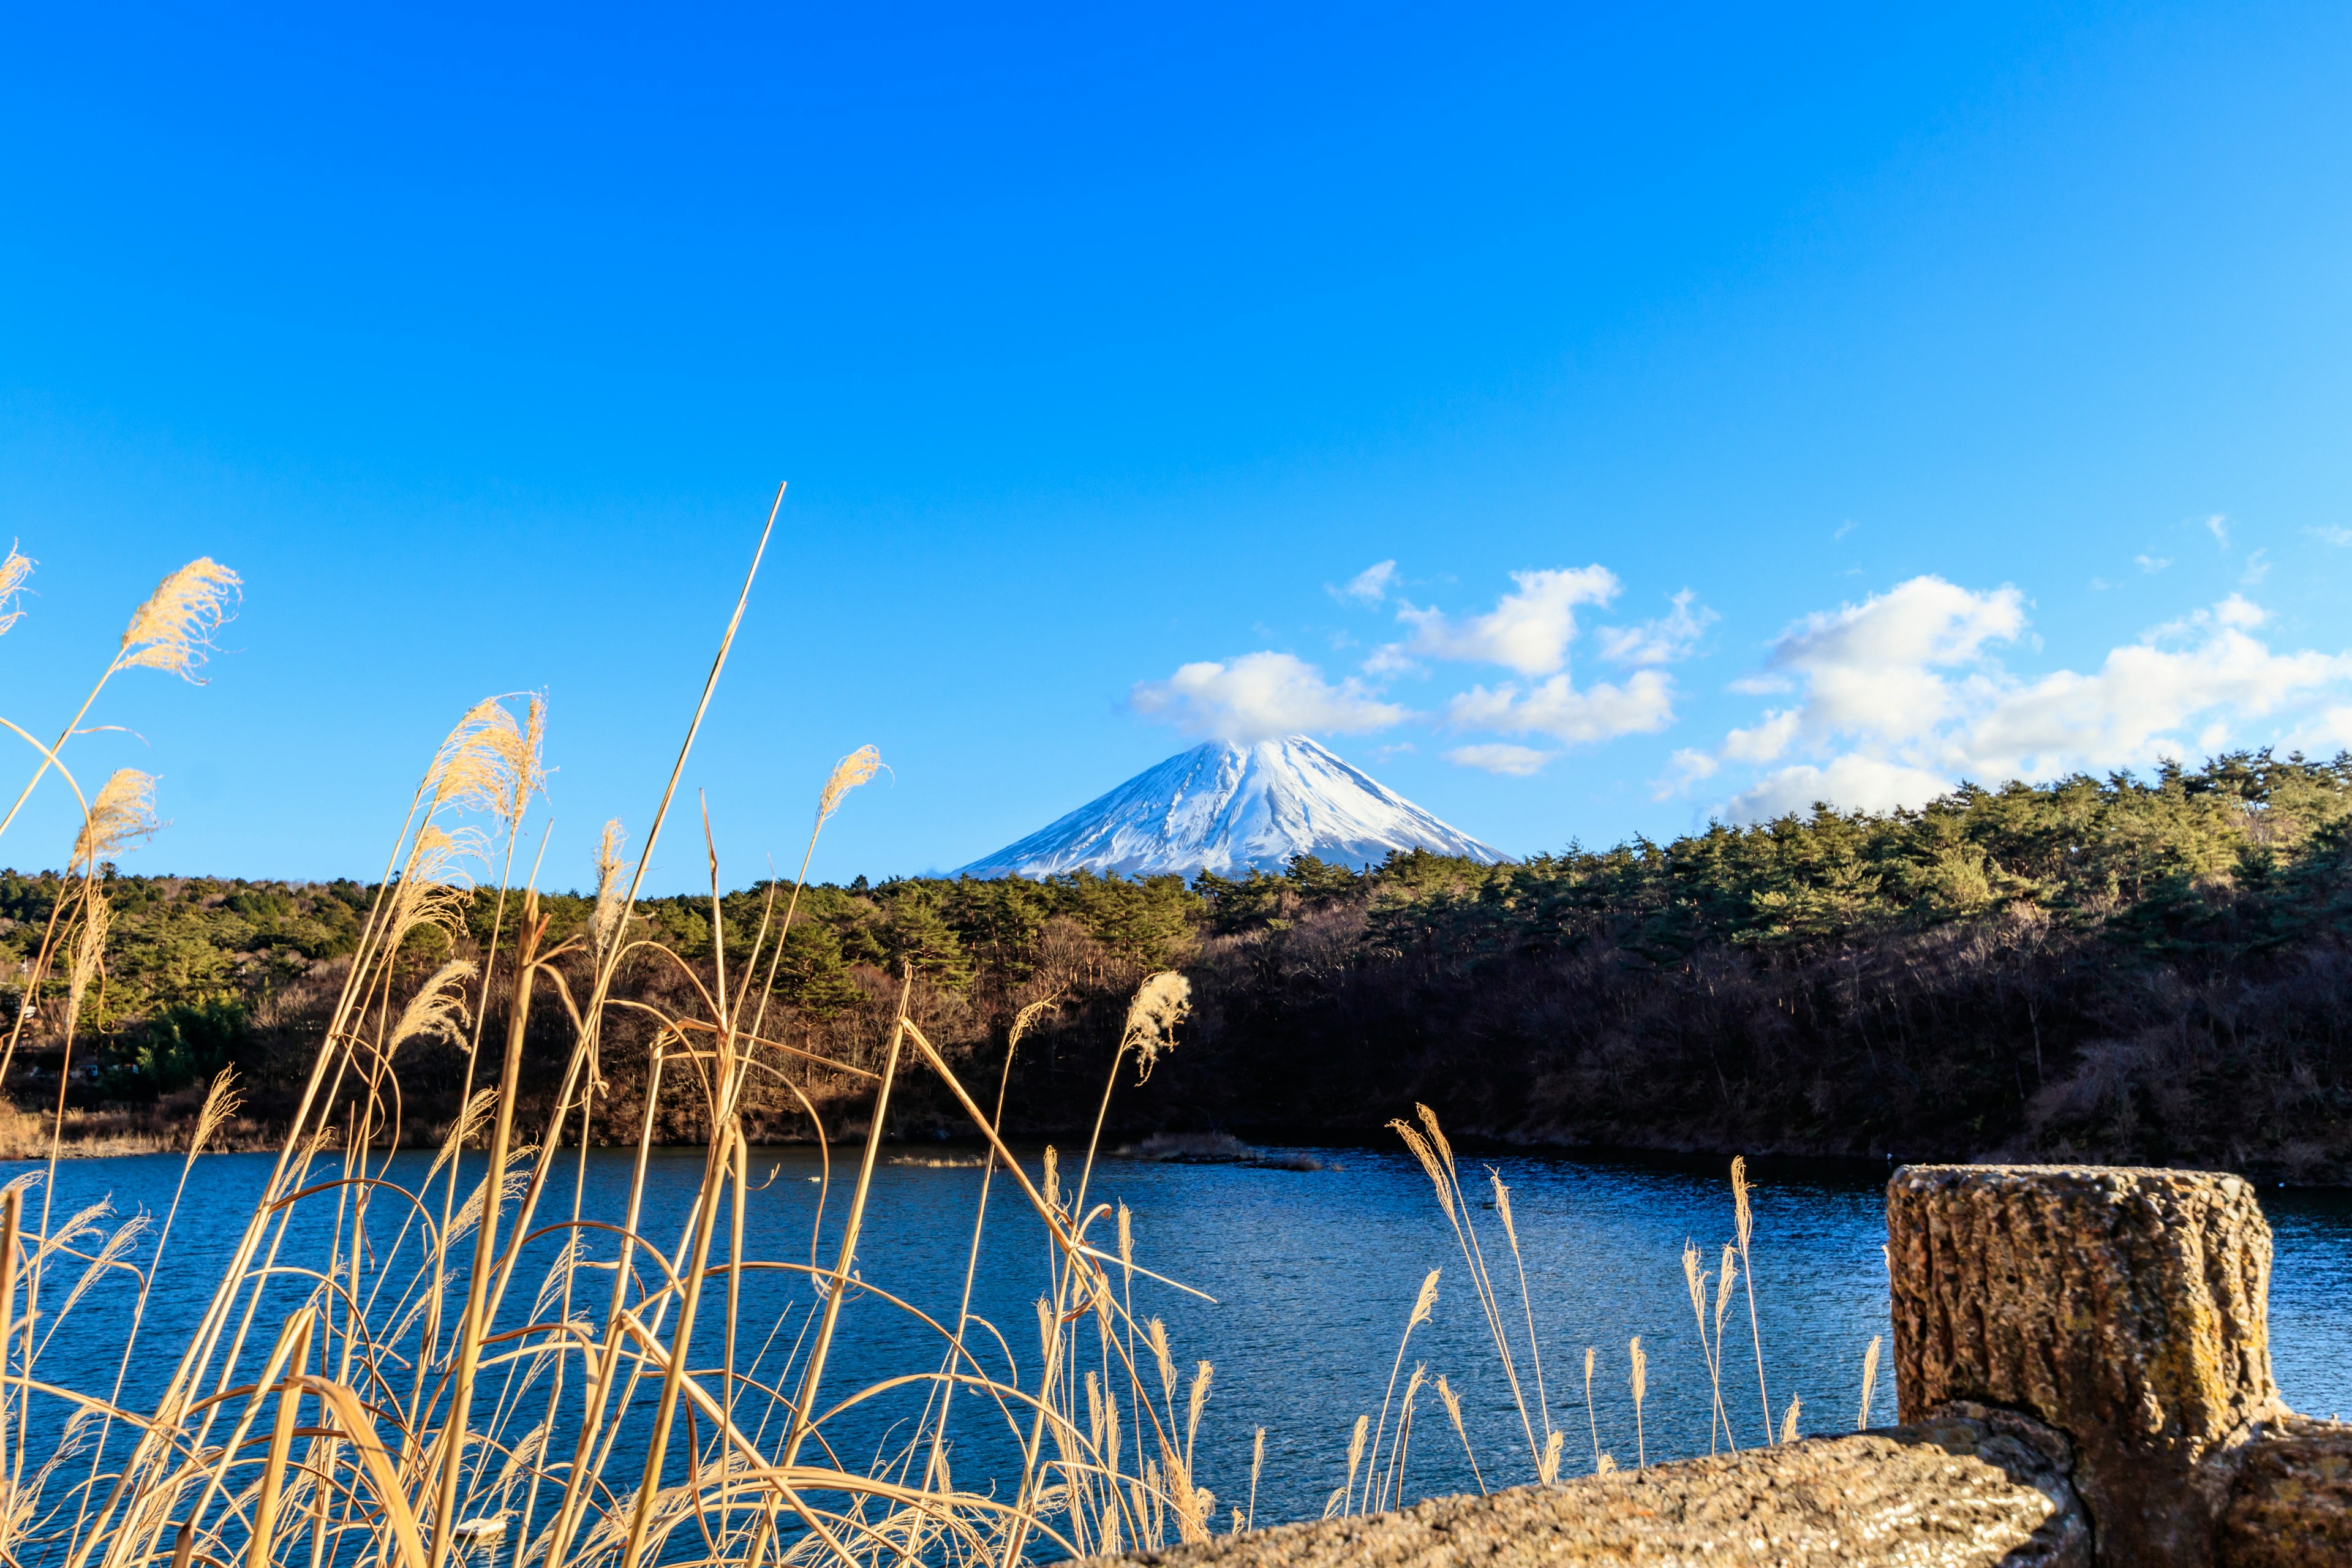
(6, 748), (2351, 1178)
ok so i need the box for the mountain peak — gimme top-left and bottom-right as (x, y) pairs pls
(958, 735), (1508, 880)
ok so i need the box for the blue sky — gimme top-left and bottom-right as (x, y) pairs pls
(5, 1), (2352, 892)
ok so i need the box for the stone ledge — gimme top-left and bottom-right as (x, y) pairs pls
(1106, 1406), (2087, 1568)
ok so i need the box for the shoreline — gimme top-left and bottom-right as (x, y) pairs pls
(13, 1119), (2350, 1189)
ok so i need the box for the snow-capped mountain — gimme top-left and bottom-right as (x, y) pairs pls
(959, 736), (1508, 880)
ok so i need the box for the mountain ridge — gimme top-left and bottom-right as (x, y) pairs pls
(959, 736), (1507, 880)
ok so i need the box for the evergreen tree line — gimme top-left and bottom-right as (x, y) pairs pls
(6, 750), (2351, 1177)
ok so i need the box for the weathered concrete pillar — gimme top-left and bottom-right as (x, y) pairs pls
(1887, 1164), (2283, 1567)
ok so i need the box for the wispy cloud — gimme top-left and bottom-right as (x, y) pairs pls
(1131, 651), (1407, 742)
(1330, 559), (1399, 604)
(1595, 589), (1716, 665)
(2307, 526), (2352, 548)
(1444, 742), (1553, 776)
(2242, 548), (2271, 586)
(2205, 513), (2232, 549)
(2136, 554), (2170, 574)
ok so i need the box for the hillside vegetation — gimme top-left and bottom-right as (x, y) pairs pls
(9, 750), (2352, 1177)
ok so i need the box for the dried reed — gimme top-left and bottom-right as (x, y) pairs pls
(1628, 1336), (1647, 1469)
(1731, 1156), (1772, 1444)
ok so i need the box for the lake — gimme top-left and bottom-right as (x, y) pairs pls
(12, 1139), (2352, 1547)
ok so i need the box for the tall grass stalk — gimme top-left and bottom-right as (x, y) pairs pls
(1730, 1157), (1771, 1444)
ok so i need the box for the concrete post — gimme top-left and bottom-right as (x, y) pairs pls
(1887, 1165), (2285, 1567)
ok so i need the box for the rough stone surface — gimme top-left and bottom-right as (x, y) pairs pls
(2219, 1414), (2352, 1566)
(1106, 1413), (2086, 1567)
(1887, 1164), (2279, 1567)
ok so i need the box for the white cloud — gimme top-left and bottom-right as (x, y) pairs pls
(1445, 668), (1676, 744)
(2307, 526), (2352, 548)
(1332, 560), (1399, 604)
(1767, 576), (2026, 746)
(1131, 651), (1408, 742)
(2136, 554), (2170, 574)
(1676, 575), (2352, 821)
(1721, 708), (1799, 763)
(1726, 756), (1959, 820)
(1445, 742), (1554, 776)
(1391, 565), (1619, 676)
(2206, 513), (2232, 549)
(2285, 706), (2352, 755)
(2242, 548), (2271, 586)
(1596, 589), (1716, 665)
(1653, 748), (1720, 797)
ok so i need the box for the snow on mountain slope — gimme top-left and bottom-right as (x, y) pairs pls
(958, 736), (1508, 880)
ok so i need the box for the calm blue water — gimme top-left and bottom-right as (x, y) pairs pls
(11, 1142), (2351, 1544)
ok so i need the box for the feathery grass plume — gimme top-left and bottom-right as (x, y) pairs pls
(1713, 1242), (1739, 1451)
(71, 769), (159, 869)
(1415, 1101), (1455, 1169)
(65, 886), (110, 1027)
(1682, 1241), (1723, 1454)
(1629, 1336), (1648, 1469)
(1387, 1120), (1456, 1223)
(191, 1068), (241, 1152)
(1341, 1414), (1369, 1516)
(590, 817), (629, 961)
(816, 743), (884, 831)
(1247, 1426), (1265, 1531)
(1714, 1243), (1737, 1341)
(1436, 1376), (1485, 1494)
(1857, 1335), (1882, 1429)
(1732, 1155), (1771, 1446)
(1538, 1429), (1564, 1486)
(428, 697), (518, 816)
(389, 959), (478, 1050)
(427, 695), (544, 830)
(1185, 1360), (1213, 1464)
(382, 822), (478, 959)
(111, 557), (241, 679)
(0, 545), (29, 636)
(1008, 991), (1060, 1049)
(513, 692), (547, 825)
(1043, 1145), (1060, 1213)
(1148, 1317), (1177, 1413)
(1488, 1167), (1555, 1462)
(1409, 1267), (1440, 1330)
(1120, 971), (1191, 1082)
(428, 1087), (499, 1178)
(1583, 1346), (1600, 1473)
(1780, 1395), (1801, 1444)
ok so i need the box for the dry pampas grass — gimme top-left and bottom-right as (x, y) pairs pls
(390, 960), (478, 1050)
(1120, 971), (1191, 1082)
(0, 546), (29, 637)
(816, 743), (884, 827)
(428, 693), (546, 828)
(64, 886), (110, 1029)
(72, 769), (159, 870)
(111, 557), (241, 680)
(590, 817), (629, 962)
(0, 526), (1854, 1568)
